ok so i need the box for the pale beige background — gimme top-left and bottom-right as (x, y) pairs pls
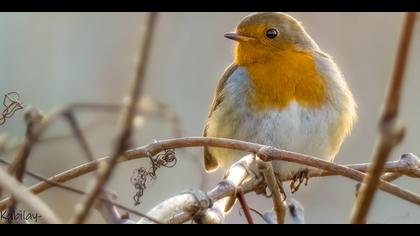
(0, 12), (419, 224)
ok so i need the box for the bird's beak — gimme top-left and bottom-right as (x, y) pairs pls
(224, 32), (254, 42)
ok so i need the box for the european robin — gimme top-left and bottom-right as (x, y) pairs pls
(203, 12), (357, 200)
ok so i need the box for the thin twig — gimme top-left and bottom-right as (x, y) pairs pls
(236, 187), (254, 224)
(5, 107), (43, 224)
(350, 12), (417, 224)
(0, 168), (61, 224)
(0, 150), (418, 208)
(0, 137), (418, 211)
(64, 107), (124, 224)
(6, 107), (43, 175)
(63, 111), (94, 161)
(320, 153), (420, 179)
(0, 100), (182, 157)
(257, 145), (420, 205)
(95, 192), (123, 224)
(64, 109), (121, 224)
(71, 12), (158, 224)
(257, 158), (286, 224)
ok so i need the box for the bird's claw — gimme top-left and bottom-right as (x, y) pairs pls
(257, 172), (287, 200)
(290, 169), (309, 194)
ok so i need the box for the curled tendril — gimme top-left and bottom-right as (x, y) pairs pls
(0, 92), (24, 126)
(130, 149), (177, 206)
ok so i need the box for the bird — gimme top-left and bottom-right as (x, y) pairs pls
(203, 12), (357, 201)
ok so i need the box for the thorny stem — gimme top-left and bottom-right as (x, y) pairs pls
(71, 12), (158, 224)
(350, 12), (417, 224)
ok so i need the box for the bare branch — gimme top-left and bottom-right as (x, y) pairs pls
(0, 168), (61, 224)
(257, 158), (286, 224)
(137, 144), (419, 224)
(215, 154), (255, 214)
(350, 12), (417, 224)
(94, 192), (122, 224)
(137, 189), (214, 224)
(94, 191), (137, 224)
(0, 137), (418, 212)
(137, 154), (255, 224)
(236, 187), (254, 224)
(71, 12), (158, 224)
(6, 107), (43, 176)
(257, 145), (420, 205)
(4, 107), (44, 223)
(318, 153), (420, 179)
(0, 99), (183, 158)
(64, 108), (113, 224)
(63, 111), (95, 161)
(0, 158), (162, 224)
(137, 154), (253, 224)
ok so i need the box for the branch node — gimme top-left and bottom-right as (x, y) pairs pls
(379, 119), (405, 146)
(182, 189), (213, 210)
(23, 106), (44, 139)
(256, 145), (276, 162)
(400, 153), (419, 168)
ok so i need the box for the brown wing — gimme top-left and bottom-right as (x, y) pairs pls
(203, 63), (239, 172)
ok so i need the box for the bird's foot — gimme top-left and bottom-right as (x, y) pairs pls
(256, 173), (287, 201)
(290, 169), (309, 194)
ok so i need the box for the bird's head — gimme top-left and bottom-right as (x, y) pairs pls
(225, 12), (319, 65)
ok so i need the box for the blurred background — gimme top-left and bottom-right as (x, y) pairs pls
(0, 12), (419, 224)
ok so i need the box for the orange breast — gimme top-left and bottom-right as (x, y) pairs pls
(237, 47), (326, 111)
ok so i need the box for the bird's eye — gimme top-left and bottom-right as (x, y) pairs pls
(266, 28), (278, 39)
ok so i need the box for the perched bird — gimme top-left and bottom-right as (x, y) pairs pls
(203, 13), (357, 195)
